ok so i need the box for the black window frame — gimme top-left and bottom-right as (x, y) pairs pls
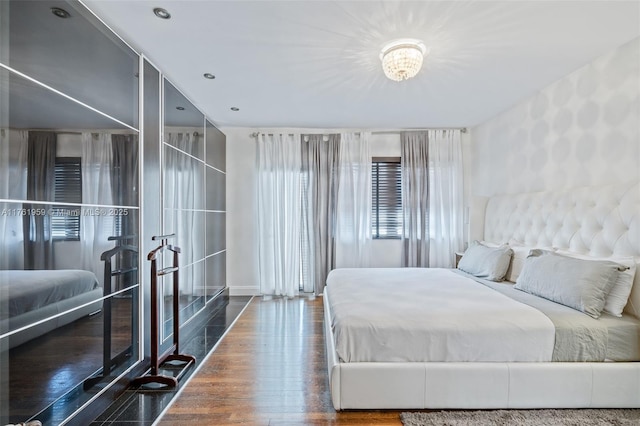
(52, 157), (82, 241)
(372, 157), (402, 239)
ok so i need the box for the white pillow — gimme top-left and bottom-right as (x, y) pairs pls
(515, 250), (622, 319)
(505, 245), (531, 283)
(506, 240), (556, 283)
(555, 250), (636, 317)
(457, 240), (513, 281)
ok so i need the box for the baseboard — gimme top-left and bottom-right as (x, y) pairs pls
(229, 285), (260, 296)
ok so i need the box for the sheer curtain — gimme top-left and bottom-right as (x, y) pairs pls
(257, 133), (302, 297)
(111, 134), (139, 290)
(335, 132), (371, 268)
(165, 132), (198, 296)
(401, 131), (429, 267)
(23, 131), (56, 270)
(80, 133), (114, 286)
(428, 129), (464, 268)
(0, 129), (28, 269)
(302, 134), (340, 295)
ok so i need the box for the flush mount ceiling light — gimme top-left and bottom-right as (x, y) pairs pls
(380, 39), (427, 82)
(203, 73), (215, 80)
(176, 106), (185, 111)
(230, 107), (239, 112)
(153, 7), (171, 19)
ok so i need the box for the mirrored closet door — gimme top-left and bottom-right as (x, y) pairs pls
(0, 1), (140, 423)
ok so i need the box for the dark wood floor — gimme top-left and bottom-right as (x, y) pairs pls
(157, 297), (404, 425)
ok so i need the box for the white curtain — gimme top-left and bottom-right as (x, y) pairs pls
(427, 129), (464, 268)
(257, 133), (302, 297)
(80, 133), (114, 286)
(335, 132), (372, 268)
(165, 132), (201, 296)
(0, 129), (28, 269)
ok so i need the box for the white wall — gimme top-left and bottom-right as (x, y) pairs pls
(223, 128), (260, 295)
(469, 37), (640, 201)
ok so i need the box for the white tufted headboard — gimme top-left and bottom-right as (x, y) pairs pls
(483, 181), (640, 318)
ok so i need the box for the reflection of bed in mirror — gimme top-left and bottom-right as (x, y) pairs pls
(1, 269), (103, 349)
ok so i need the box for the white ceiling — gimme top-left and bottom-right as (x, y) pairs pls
(83, 0), (640, 130)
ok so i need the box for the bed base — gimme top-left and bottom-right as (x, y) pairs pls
(323, 290), (640, 410)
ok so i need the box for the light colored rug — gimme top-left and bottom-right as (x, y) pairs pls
(400, 409), (640, 425)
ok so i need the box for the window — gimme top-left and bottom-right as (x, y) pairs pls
(52, 157), (82, 241)
(372, 157), (402, 239)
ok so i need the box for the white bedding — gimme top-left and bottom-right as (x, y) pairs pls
(326, 268), (556, 362)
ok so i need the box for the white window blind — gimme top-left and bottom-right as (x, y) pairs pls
(52, 157), (82, 241)
(372, 158), (402, 239)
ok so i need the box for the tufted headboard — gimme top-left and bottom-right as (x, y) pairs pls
(483, 181), (640, 318)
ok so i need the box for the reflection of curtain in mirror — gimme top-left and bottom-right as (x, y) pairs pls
(111, 134), (139, 290)
(165, 132), (199, 296)
(80, 133), (114, 286)
(23, 131), (56, 270)
(0, 129), (28, 269)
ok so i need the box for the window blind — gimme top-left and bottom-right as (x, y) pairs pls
(52, 157), (82, 241)
(372, 159), (402, 239)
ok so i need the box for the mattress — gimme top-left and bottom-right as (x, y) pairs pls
(326, 268), (640, 363)
(0, 269), (100, 319)
(326, 268), (556, 363)
(457, 270), (640, 362)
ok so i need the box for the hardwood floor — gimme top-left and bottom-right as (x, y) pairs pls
(157, 297), (404, 425)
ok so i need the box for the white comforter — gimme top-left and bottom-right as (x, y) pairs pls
(326, 268), (556, 362)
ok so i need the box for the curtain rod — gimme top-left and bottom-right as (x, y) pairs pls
(250, 128), (467, 138)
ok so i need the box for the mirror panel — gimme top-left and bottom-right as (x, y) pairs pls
(164, 81), (204, 160)
(0, 69), (139, 207)
(0, 202), (139, 425)
(206, 252), (226, 299)
(162, 78), (206, 331)
(7, 0), (139, 128)
(206, 166), (226, 211)
(0, 44), (139, 426)
(206, 212), (226, 256)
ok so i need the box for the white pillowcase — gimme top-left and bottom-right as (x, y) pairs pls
(515, 250), (621, 319)
(457, 241), (513, 281)
(505, 245), (531, 283)
(555, 250), (637, 317)
(505, 240), (556, 283)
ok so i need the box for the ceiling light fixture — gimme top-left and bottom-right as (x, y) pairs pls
(51, 7), (71, 18)
(203, 73), (215, 80)
(230, 107), (239, 112)
(176, 106), (185, 111)
(153, 7), (171, 19)
(380, 39), (427, 82)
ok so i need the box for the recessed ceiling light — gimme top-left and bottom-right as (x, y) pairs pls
(230, 107), (240, 112)
(203, 73), (215, 80)
(51, 7), (71, 18)
(153, 7), (171, 19)
(176, 106), (185, 111)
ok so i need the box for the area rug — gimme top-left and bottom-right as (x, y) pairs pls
(400, 409), (640, 426)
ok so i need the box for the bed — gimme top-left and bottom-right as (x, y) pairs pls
(0, 269), (103, 349)
(324, 181), (640, 410)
